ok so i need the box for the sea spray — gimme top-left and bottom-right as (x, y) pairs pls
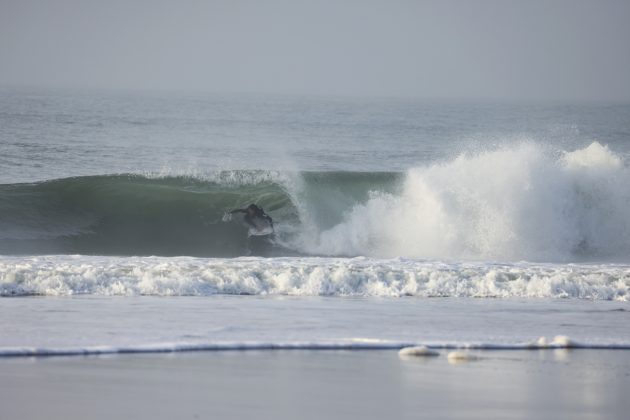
(308, 142), (630, 261)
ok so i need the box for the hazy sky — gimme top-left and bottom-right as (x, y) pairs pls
(1, 0), (629, 101)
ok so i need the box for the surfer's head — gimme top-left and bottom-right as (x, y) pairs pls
(247, 204), (262, 216)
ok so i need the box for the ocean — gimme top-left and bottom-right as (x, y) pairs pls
(1, 87), (629, 352)
(3, 87), (630, 419)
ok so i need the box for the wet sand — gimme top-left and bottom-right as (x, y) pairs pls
(2, 349), (629, 420)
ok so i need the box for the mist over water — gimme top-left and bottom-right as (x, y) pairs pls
(2, 0), (630, 102)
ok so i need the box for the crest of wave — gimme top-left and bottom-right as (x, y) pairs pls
(140, 167), (292, 186)
(311, 142), (630, 261)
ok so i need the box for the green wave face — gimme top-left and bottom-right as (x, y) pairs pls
(0, 171), (400, 257)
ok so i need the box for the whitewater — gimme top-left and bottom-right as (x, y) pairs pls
(1, 89), (629, 357)
(1, 256), (628, 300)
(2, 142), (630, 262)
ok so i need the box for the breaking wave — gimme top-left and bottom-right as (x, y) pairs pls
(1, 142), (630, 261)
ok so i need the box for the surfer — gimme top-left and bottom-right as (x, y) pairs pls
(229, 204), (274, 234)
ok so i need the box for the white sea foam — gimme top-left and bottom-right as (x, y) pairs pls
(301, 142), (630, 261)
(1, 255), (628, 299)
(398, 346), (440, 357)
(447, 351), (481, 363)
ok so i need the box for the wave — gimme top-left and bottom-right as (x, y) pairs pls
(308, 141), (630, 261)
(2, 337), (629, 358)
(0, 170), (398, 257)
(1, 256), (628, 300)
(1, 141), (630, 261)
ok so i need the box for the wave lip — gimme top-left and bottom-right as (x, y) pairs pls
(1, 256), (628, 300)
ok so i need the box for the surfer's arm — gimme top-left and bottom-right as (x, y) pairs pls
(229, 208), (247, 214)
(263, 214), (274, 230)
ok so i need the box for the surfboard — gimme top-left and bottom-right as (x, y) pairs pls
(248, 225), (274, 237)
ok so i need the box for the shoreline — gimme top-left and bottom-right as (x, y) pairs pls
(3, 340), (630, 359)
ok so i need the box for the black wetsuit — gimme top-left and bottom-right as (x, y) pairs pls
(230, 205), (274, 232)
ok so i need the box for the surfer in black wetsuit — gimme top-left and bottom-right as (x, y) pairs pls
(229, 204), (274, 233)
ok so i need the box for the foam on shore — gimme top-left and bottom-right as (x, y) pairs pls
(2, 336), (629, 358)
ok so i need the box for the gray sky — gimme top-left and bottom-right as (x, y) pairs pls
(1, 0), (629, 101)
